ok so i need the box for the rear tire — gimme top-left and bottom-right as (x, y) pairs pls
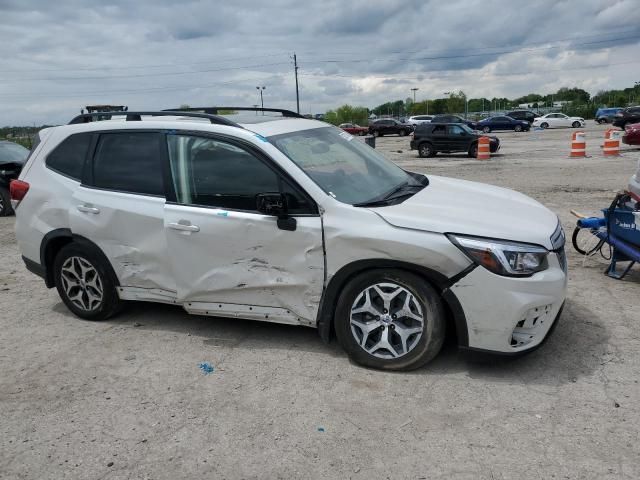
(334, 269), (445, 371)
(418, 142), (435, 158)
(373, 130), (381, 137)
(0, 187), (13, 217)
(53, 243), (123, 321)
(514, 125), (523, 132)
(399, 130), (406, 137)
(598, 118), (607, 125)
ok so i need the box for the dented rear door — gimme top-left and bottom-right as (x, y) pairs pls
(163, 133), (324, 324)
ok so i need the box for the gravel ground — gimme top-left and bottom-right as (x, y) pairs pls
(1, 123), (639, 479)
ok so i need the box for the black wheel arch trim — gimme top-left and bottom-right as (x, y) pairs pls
(40, 229), (120, 288)
(315, 259), (474, 347)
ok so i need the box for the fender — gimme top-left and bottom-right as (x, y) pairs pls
(315, 259), (474, 347)
(40, 229), (120, 289)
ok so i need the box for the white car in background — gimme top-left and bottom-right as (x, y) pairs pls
(407, 115), (433, 126)
(532, 113), (585, 129)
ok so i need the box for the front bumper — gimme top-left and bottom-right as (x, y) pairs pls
(449, 251), (567, 354)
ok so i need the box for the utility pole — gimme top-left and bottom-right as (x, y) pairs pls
(293, 53), (300, 114)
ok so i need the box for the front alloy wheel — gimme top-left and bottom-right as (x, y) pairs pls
(482, 126), (491, 133)
(335, 270), (445, 370)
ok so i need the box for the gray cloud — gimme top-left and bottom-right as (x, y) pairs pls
(0, 0), (639, 125)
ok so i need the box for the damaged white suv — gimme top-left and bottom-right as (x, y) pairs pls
(11, 108), (567, 370)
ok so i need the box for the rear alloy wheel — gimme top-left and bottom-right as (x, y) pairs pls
(572, 121), (581, 128)
(482, 126), (491, 133)
(540, 122), (549, 129)
(514, 125), (523, 132)
(0, 187), (13, 217)
(54, 243), (123, 321)
(373, 130), (381, 137)
(335, 269), (445, 370)
(418, 142), (435, 158)
(598, 119), (607, 124)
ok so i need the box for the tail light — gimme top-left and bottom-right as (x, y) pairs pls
(9, 179), (30, 202)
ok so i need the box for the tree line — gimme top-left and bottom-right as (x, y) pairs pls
(324, 83), (640, 125)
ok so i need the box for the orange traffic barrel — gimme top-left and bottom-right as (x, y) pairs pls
(477, 136), (491, 160)
(570, 131), (586, 157)
(603, 128), (622, 156)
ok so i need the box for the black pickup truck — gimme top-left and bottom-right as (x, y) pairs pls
(409, 123), (500, 158)
(0, 141), (30, 216)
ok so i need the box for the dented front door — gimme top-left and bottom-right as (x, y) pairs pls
(164, 204), (324, 324)
(162, 133), (324, 325)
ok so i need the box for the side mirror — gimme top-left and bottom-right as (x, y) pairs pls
(256, 193), (297, 231)
(256, 192), (287, 216)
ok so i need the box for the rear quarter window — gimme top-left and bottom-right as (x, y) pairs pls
(46, 133), (92, 180)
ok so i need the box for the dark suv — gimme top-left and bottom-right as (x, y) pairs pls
(506, 110), (539, 124)
(368, 118), (413, 137)
(410, 123), (500, 158)
(0, 140), (30, 216)
(613, 106), (640, 128)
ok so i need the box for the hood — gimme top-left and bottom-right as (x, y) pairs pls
(370, 175), (559, 249)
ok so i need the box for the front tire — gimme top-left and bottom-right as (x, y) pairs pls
(399, 129), (406, 137)
(468, 143), (478, 158)
(0, 187), (13, 216)
(334, 269), (445, 371)
(482, 126), (491, 133)
(540, 122), (549, 129)
(514, 125), (523, 132)
(598, 118), (607, 124)
(572, 121), (581, 128)
(54, 243), (123, 321)
(373, 130), (381, 137)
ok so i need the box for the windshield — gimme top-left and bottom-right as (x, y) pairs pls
(268, 126), (422, 205)
(0, 142), (29, 164)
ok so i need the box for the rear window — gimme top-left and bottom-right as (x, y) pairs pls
(46, 133), (92, 180)
(92, 132), (164, 196)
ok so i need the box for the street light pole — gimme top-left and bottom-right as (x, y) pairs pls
(256, 86), (266, 114)
(411, 87), (419, 106)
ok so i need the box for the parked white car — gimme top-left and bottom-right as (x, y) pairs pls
(407, 115), (433, 126)
(11, 109), (567, 370)
(532, 113), (585, 129)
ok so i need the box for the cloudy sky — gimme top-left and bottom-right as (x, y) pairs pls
(1, 0), (639, 125)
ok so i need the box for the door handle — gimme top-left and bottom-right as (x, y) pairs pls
(77, 205), (100, 214)
(168, 222), (200, 233)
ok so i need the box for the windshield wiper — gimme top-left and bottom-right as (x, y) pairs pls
(354, 182), (424, 207)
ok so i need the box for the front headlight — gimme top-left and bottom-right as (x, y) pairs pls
(447, 234), (549, 277)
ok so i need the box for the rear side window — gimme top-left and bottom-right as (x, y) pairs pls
(46, 133), (92, 180)
(92, 132), (164, 196)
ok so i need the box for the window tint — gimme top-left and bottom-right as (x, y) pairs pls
(447, 125), (465, 135)
(432, 125), (446, 135)
(92, 132), (164, 196)
(46, 133), (92, 180)
(167, 134), (312, 213)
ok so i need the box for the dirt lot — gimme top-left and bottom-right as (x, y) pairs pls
(1, 123), (639, 479)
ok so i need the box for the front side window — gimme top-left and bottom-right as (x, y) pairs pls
(269, 127), (421, 205)
(166, 134), (312, 213)
(46, 133), (92, 180)
(448, 125), (466, 135)
(92, 132), (164, 196)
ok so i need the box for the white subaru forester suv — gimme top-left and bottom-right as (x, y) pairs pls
(11, 108), (567, 370)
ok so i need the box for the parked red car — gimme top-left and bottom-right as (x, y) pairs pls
(622, 123), (640, 146)
(339, 123), (368, 136)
